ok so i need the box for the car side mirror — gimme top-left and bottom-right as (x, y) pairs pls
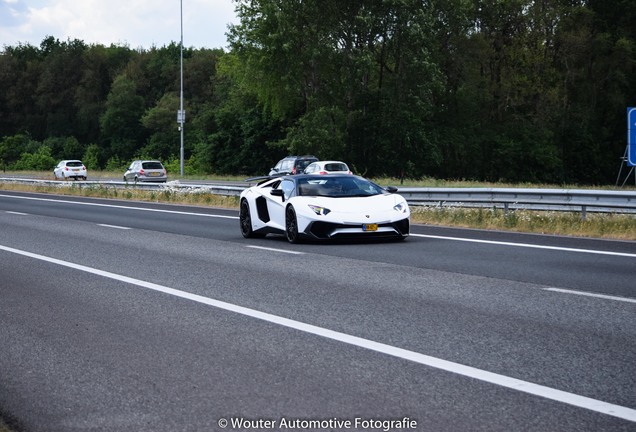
(385, 186), (398, 193)
(271, 188), (284, 200)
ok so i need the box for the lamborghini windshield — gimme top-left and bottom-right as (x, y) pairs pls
(297, 176), (386, 197)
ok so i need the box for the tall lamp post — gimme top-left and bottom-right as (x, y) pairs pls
(178, 0), (185, 176)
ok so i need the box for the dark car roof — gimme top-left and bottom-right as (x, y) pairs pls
(282, 155), (317, 159)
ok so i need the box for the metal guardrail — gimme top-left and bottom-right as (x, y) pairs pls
(0, 178), (247, 196)
(2, 178), (636, 218)
(396, 187), (636, 218)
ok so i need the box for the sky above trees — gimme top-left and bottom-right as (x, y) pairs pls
(0, 0), (237, 50)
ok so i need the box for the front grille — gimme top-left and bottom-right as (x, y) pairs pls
(308, 218), (409, 240)
(394, 218), (410, 235)
(308, 221), (343, 238)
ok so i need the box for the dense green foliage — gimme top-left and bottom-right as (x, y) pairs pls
(1, 0), (634, 184)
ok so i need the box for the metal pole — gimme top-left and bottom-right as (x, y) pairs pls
(179, 0), (184, 176)
(616, 145), (627, 186)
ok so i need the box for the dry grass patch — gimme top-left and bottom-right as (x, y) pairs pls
(0, 182), (240, 208)
(411, 206), (636, 241)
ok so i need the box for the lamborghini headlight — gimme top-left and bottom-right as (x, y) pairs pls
(308, 204), (331, 216)
(393, 201), (408, 213)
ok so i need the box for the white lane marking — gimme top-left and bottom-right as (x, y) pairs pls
(1, 244), (635, 423)
(97, 224), (132, 230)
(0, 193), (238, 219)
(246, 245), (305, 255)
(543, 288), (636, 304)
(411, 234), (636, 258)
(6, 211), (29, 215)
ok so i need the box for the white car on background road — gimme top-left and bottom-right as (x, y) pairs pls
(54, 160), (87, 181)
(303, 160), (352, 175)
(239, 174), (410, 243)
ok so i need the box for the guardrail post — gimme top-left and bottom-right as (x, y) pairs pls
(581, 205), (587, 221)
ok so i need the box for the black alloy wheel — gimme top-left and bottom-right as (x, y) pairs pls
(240, 199), (263, 238)
(285, 206), (300, 244)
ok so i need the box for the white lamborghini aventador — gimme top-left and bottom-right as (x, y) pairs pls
(239, 174), (410, 243)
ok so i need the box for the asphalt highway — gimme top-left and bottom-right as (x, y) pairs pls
(0, 191), (635, 432)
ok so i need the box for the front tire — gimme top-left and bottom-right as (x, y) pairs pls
(285, 206), (301, 244)
(240, 199), (263, 238)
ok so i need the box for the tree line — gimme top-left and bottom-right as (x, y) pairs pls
(1, 0), (634, 184)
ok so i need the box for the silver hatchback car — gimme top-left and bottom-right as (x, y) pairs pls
(123, 160), (167, 183)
